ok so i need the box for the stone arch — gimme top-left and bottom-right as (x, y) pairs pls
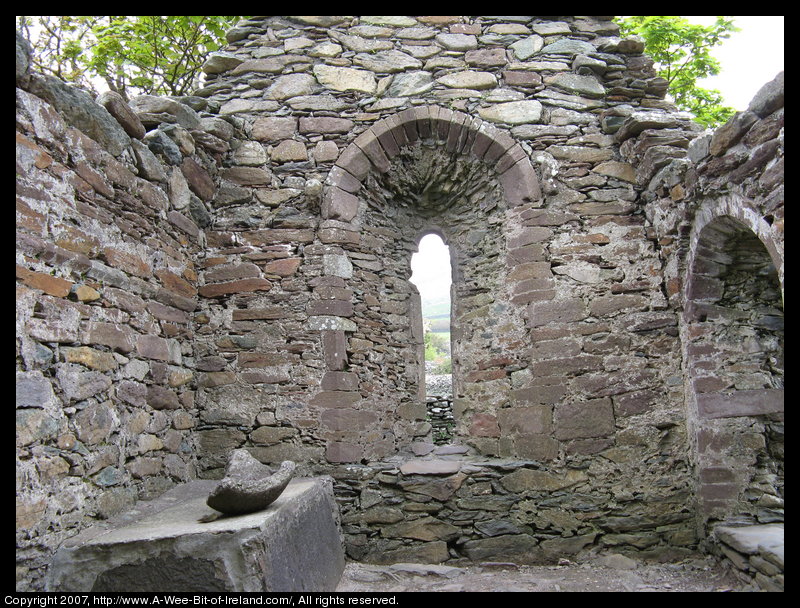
(322, 105), (541, 222)
(683, 197), (784, 524)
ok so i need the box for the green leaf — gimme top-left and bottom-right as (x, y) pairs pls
(615, 16), (738, 127)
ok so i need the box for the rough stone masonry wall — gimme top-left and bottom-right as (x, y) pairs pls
(15, 16), (784, 590)
(639, 72), (784, 534)
(15, 33), (227, 590)
(189, 16), (703, 567)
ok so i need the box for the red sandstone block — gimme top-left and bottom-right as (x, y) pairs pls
(698, 482), (739, 501)
(16, 201), (47, 234)
(371, 119), (401, 159)
(496, 144), (527, 174)
(469, 413), (500, 438)
(503, 70), (543, 87)
(484, 130), (516, 163)
(74, 162), (115, 198)
(318, 227), (361, 245)
(198, 278), (272, 298)
(310, 391), (362, 409)
(384, 114), (410, 148)
(102, 247), (152, 279)
(204, 263), (261, 284)
(498, 406), (553, 435)
(146, 384), (181, 410)
(16, 132), (53, 169)
(84, 321), (135, 353)
(433, 107), (453, 141)
(465, 369), (507, 382)
(696, 388), (784, 419)
(397, 108), (420, 144)
(327, 165), (362, 194)
(198, 371), (237, 387)
(155, 287), (197, 312)
(500, 159), (542, 207)
(321, 371), (359, 392)
(322, 330), (348, 371)
(476, 356), (514, 370)
(231, 307), (284, 321)
(354, 131), (390, 174)
(16, 266), (73, 298)
(52, 225), (101, 256)
(299, 116), (354, 134)
(240, 369), (291, 384)
(322, 187), (359, 222)
(136, 335), (172, 361)
(167, 210), (199, 238)
(308, 300), (353, 317)
(699, 466), (737, 484)
(136, 180), (170, 211)
(461, 117), (483, 156)
(180, 157), (215, 201)
(445, 111), (469, 153)
(413, 106), (433, 139)
(554, 398), (614, 441)
(335, 144), (371, 181)
(511, 385), (567, 406)
(241, 229), (315, 246)
(471, 123), (499, 159)
(155, 269), (196, 298)
(263, 258), (302, 277)
(325, 441), (362, 463)
(320, 408), (377, 431)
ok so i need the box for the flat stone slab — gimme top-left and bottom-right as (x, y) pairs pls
(399, 459), (461, 475)
(714, 523), (784, 568)
(46, 477), (345, 592)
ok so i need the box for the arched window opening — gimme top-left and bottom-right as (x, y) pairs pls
(410, 233), (454, 444)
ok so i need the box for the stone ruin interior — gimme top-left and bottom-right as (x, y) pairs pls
(15, 16), (783, 592)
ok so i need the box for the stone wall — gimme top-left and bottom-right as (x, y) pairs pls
(16, 33), (225, 590)
(190, 14), (694, 469)
(15, 17), (784, 591)
(639, 71), (784, 534)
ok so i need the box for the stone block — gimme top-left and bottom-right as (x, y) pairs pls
(499, 157), (542, 207)
(325, 441), (362, 463)
(696, 388), (783, 419)
(46, 478), (345, 592)
(554, 398), (615, 440)
(462, 534), (541, 564)
(335, 144), (371, 181)
(498, 406), (552, 435)
(323, 187), (359, 221)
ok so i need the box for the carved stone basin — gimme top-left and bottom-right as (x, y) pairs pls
(206, 449), (296, 515)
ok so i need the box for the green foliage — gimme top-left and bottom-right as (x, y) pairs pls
(432, 359), (452, 375)
(17, 16), (241, 99)
(616, 16), (739, 128)
(424, 332), (450, 362)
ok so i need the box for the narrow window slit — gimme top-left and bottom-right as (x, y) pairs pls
(410, 233), (454, 444)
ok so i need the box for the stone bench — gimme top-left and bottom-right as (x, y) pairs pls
(713, 523), (784, 592)
(46, 477), (345, 592)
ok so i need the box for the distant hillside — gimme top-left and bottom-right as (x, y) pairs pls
(422, 294), (450, 332)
